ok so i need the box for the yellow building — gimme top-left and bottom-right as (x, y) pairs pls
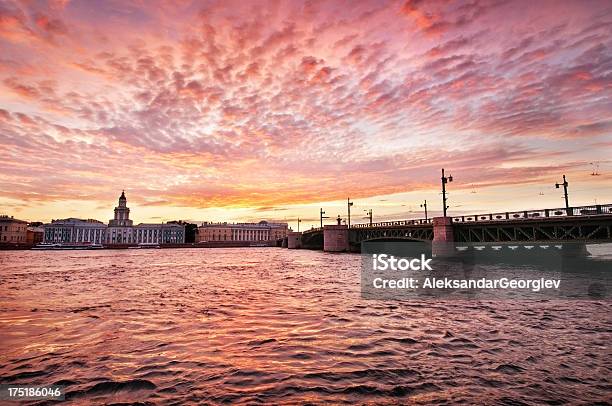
(0, 215), (28, 244)
(197, 221), (289, 242)
(198, 223), (233, 242)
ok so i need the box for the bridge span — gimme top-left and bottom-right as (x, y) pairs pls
(284, 204), (612, 253)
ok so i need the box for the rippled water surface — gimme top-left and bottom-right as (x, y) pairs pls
(0, 248), (610, 404)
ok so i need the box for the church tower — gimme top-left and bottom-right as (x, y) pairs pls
(109, 190), (133, 227)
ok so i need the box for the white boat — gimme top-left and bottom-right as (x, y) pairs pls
(33, 243), (104, 250)
(32, 243), (61, 250)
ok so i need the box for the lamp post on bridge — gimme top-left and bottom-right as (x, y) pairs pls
(347, 198), (353, 228)
(420, 200), (428, 220)
(297, 218), (302, 232)
(363, 209), (373, 226)
(441, 168), (453, 217)
(555, 175), (570, 211)
(320, 208), (329, 228)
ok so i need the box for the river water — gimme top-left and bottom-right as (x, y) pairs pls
(0, 248), (610, 404)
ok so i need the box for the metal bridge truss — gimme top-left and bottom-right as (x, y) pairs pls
(454, 218), (612, 243)
(352, 226), (433, 243)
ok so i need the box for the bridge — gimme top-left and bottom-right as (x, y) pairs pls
(284, 204), (612, 254)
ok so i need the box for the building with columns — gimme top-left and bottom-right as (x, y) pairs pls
(43, 218), (107, 244)
(134, 223), (185, 244)
(106, 191), (185, 245)
(42, 191), (185, 245)
(198, 221), (288, 242)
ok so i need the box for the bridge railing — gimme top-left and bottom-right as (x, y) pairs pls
(351, 218), (432, 228)
(303, 204), (611, 231)
(452, 204), (612, 223)
(303, 227), (323, 234)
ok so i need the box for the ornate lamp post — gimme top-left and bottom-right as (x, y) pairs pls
(364, 209), (373, 226)
(555, 175), (569, 211)
(420, 200), (428, 220)
(441, 168), (453, 217)
(320, 208), (329, 228)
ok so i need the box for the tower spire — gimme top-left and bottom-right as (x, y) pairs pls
(111, 189), (131, 226)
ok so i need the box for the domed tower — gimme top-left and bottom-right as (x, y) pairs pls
(109, 190), (133, 227)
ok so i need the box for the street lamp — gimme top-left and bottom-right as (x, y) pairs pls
(297, 218), (302, 232)
(364, 209), (373, 226)
(420, 200), (428, 220)
(347, 198), (353, 227)
(555, 175), (570, 211)
(441, 168), (453, 217)
(320, 208), (330, 228)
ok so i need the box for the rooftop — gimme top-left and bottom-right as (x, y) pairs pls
(200, 221), (288, 228)
(48, 218), (106, 225)
(0, 215), (28, 223)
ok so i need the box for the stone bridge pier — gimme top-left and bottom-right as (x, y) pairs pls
(287, 231), (302, 249)
(432, 216), (455, 257)
(323, 225), (349, 252)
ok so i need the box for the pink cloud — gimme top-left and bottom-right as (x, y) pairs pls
(0, 0), (610, 219)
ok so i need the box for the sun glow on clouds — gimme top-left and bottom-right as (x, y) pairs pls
(0, 0), (611, 226)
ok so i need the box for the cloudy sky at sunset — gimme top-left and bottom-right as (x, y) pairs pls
(1, 0), (611, 229)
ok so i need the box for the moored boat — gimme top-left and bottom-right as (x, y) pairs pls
(129, 244), (161, 249)
(32, 243), (104, 250)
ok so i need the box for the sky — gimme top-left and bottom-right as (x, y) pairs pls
(1, 0), (611, 229)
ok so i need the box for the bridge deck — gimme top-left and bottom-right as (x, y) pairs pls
(298, 205), (612, 245)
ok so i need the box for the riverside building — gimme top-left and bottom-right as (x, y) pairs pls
(197, 221), (288, 242)
(26, 226), (44, 245)
(43, 218), (107, 244)
(105, 191), (185, 245)
(42, 191), (185, 245)
(0, 215), (28, 243)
